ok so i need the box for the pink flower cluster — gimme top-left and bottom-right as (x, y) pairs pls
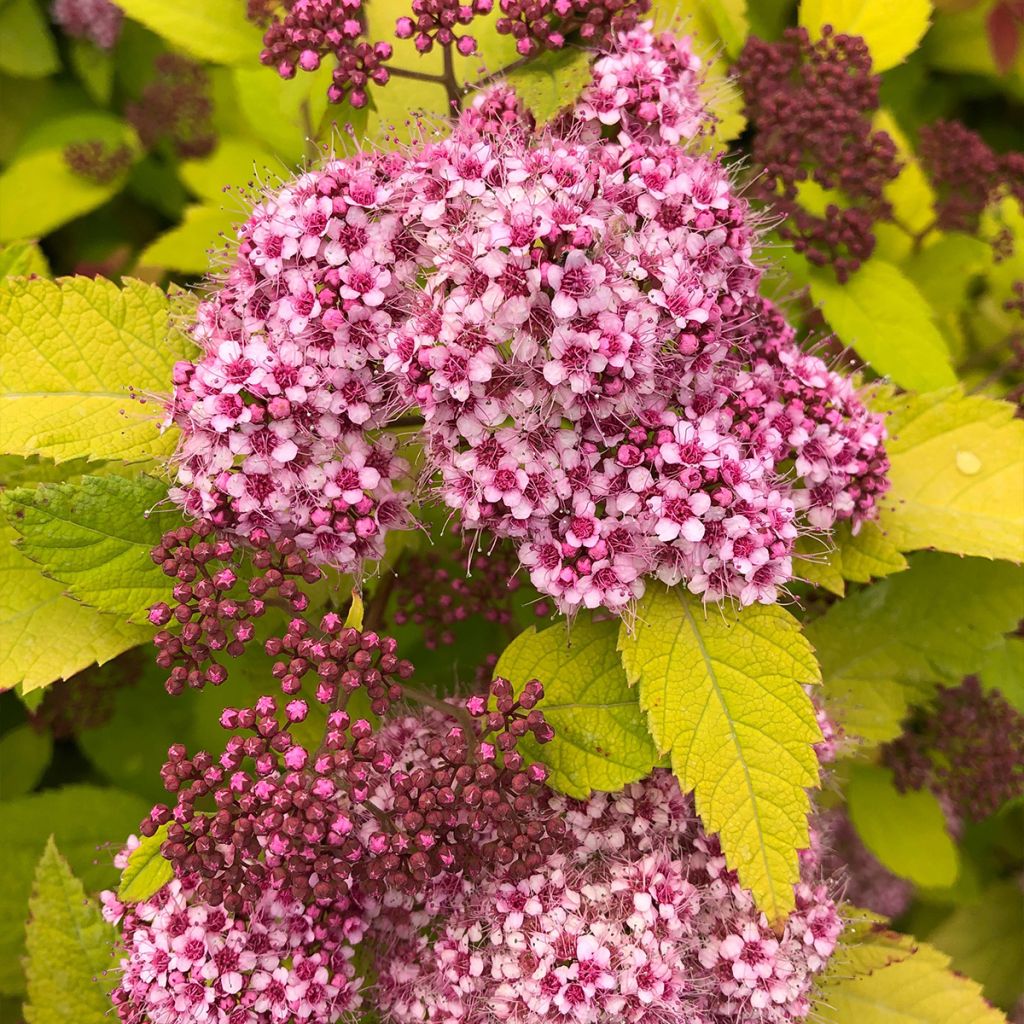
(50, 0), (123, 49)
(104, 841), (364, 1024)
(372, 769), (843, 1024)
(168, 22), (889, 615)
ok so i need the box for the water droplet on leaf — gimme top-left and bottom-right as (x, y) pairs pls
(955, 451), (981, 475)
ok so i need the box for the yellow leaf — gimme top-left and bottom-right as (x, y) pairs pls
(876, 387), (1024, 562)
(0, 276), (187, 464)
(618, 587), (821, 923)
(799, 0), (933, 73)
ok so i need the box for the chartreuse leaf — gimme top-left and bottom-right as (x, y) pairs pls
(807, 553), (1024, 745)
(815, 925), (1005, 1024)
(0, 276), (188, 464)
(808, 260), (955, 392)
(0, 240), (49, 279)
(24, 838), (118, 1024)
(113, 0), (264, 65)
(0, 0), (60, 79)
(0, 725), (52, 800)
(0, 523), (149, 693)
(845, 763), (959, 888)
(799, 0), (933, 73)
(618, 587), (821, 923)
(68, 39), (115, 105)
(793, 521), (908, 596)
(117, 826), (173, 903)
(138, 204), (239, 274)
(0, 785), (149, 995)
(927, 882), (1024, 1012)
(506, 48), (594, 126)
(875, 387), (1024, 562)
(977, 639), (1024, 714)
(493, 617), (658, 798)
(179, 136), (282, 201)
(2, 474), (169, 622)
(905, 233), (992, 316)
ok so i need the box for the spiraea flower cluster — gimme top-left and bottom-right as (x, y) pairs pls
(62, 139), (133, 185)
(495, 0), (652, 56)
(882, 676), (1024, 821)
(125, 55), (216, 160)
(396, 0), (493, 56)
(737, 26), (901, 282)
(919, 118), (1024, 236)
(374, 770), (843, 1024)
(103, 841), (365, 1024)
(141, 624), (559, 911)
(50, 0), (123, 49)
(247, 0), (394, 107)
(167, 22), (889, 617)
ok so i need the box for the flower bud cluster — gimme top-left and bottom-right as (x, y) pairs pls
(374, 770), (843, 1024)
(737, 26), (901, 282)
(148, 523), (322, 695)
(125, 54), (216, 160)
(396, 0), (493, 56)
(50, 0), (122, 49)
(142, 621), (558, 912)
(882, 676), (1024, 821)
(62, 140), (133, 185)
(495, 0), (652, 57)
(103, 840), (365, 1024)
(247, 0), (393, 107)
(392, 538), (550, 648)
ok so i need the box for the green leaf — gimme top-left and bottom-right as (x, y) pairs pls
(137, 203), (239, 273)
(618, 587), (821, 923)
(0, 0), (60, 79)
(179, 136), (283, 202)
(0, 239), (49, 279)
(2, 474), (170, 622)
(905, 233), (992, 316)
(845, 763), (959, 888)
(117, 826), (173, 903)
(875, 388), (1024, 563)
(23, 838), (118, 1024)
(0, 785), (149, 995)
(807, 553), (1024, 745)
(493, 617), (658, 798)
(0, 523), (149, 694)
(808, 260), (955, 392)
(793, 521), (908, 596)
(835, 520), (909, 583)
(0, 724), (52, 800)
(927, 882), (1024, 1012)
(68, 40), (115, 105)
(0, 275), (187, 464)
(113, 0), (264, 65)
(977, 639), (1024, 715)
(815, 929), (1005, 1024)
(506, 47), (594, 126)
(799, 0), (933, 73)
(0, 147), (127, 242)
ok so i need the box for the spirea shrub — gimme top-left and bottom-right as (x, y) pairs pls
(5, 5), (1023, 1024)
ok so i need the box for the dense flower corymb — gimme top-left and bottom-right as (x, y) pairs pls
(373, 769), (843, 1024)
(167, 22), (889, 616)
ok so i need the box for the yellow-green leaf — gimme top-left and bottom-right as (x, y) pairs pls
(807, 553), (1024, 745)
(816, 929), (1006, 1024)
(494, 617), (658, 798)
(23, 838), (118, 1024)
(117, 826), (173, 903)
(0, 0), (59, 79)
(845, 763), (959, 888)
(113, 0), (264, 65)
(0, 276), (185, 464)
(137, 203), (239, 274)
(876, 387), (1024, 562)
(618, 587), (821, 923)
(0, 239), (49, 279)
(506, 47), (593, 126)
(799, 0), (933, 73)
(793, 521), (908, 596)
(0, 523), (149, 693)
(2, 474), (170, 622)
(808, 259), (956, 392)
